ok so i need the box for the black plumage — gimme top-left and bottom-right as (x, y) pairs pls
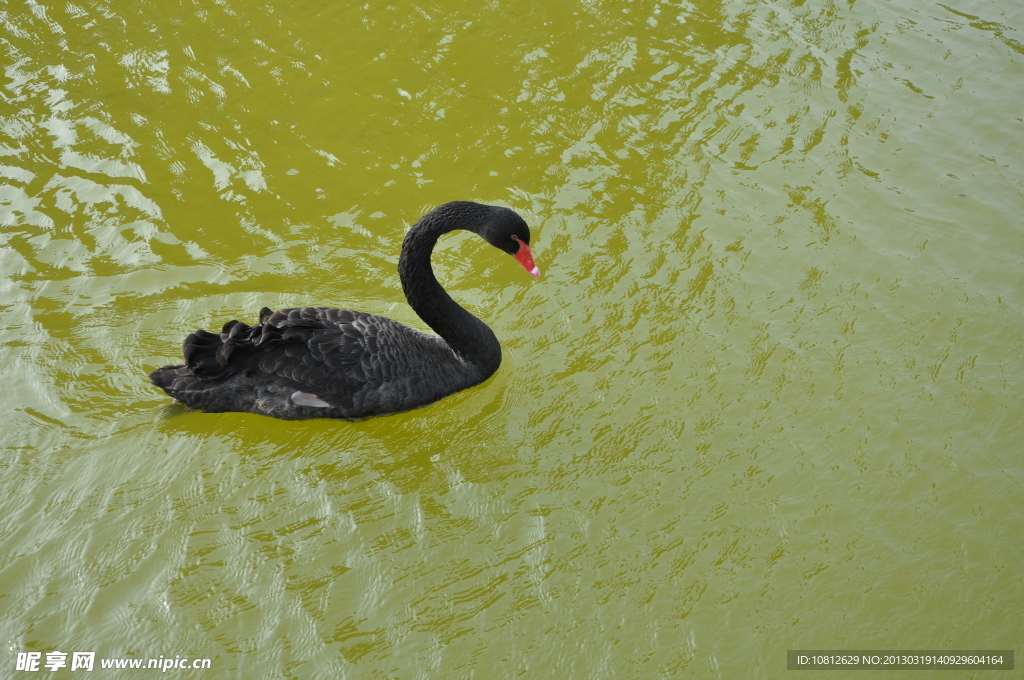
(149, 202), (539, 420)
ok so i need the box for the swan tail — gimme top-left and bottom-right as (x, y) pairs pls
(151, 321), (267, 409)
(148, 364), (211, 409)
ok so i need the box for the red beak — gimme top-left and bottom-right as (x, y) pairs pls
(512, 240), (540, 278)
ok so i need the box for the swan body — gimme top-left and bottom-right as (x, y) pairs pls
(149, 202), (539, 420)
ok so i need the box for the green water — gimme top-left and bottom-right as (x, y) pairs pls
(2, 0), (1022, 677)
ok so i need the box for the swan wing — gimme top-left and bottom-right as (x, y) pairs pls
(184, 306), (452, 412)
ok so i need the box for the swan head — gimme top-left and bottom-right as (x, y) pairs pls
(476, 205), (540, 279)
(422, 202), (541, 279)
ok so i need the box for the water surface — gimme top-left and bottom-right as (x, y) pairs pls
(2, 0), (1022, 677)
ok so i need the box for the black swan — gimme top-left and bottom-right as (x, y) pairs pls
(149, 201), (539, 420)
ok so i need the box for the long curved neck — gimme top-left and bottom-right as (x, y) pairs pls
(398, 211), (502, 377)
